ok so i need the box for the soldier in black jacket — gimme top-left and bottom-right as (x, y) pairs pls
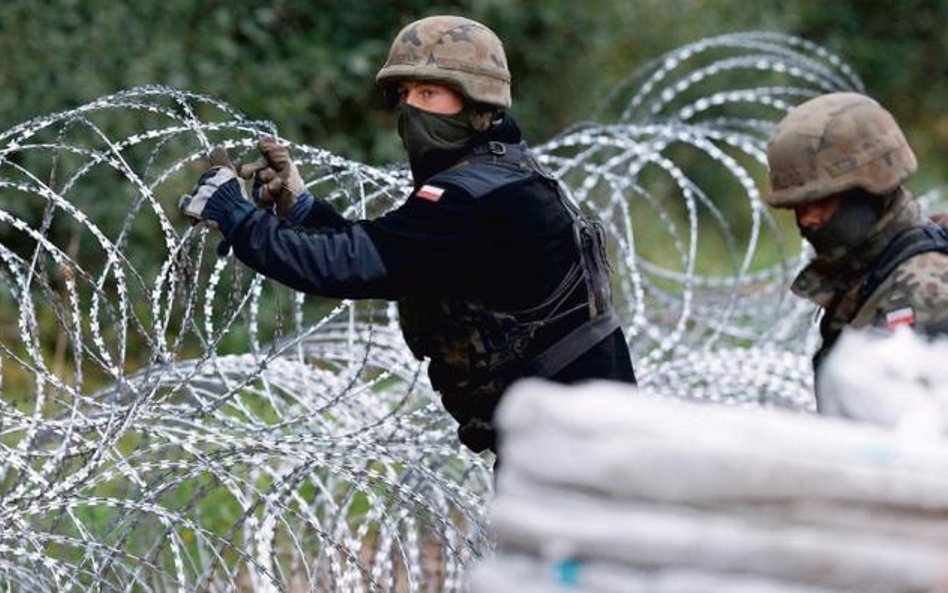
(180, 15), (636, 455)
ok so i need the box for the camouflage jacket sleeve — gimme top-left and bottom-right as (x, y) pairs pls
(851, 251), (948, 336)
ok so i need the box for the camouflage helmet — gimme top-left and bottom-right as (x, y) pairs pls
(376, 16), (511, 109)
(765, 92), (917, 208)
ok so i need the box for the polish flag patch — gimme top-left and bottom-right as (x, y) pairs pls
(415, 184), (445, 202)
(885, 306), (916, 330)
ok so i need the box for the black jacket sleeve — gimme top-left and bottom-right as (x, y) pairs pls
(227, 184), (481, 301)
(298, 196), (350, 230)
(229, 210), (396, 300)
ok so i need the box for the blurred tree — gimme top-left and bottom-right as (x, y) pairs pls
(790, 0), (947, 189)
(0, 0), (943, 177)
(0, 0), (944, 393)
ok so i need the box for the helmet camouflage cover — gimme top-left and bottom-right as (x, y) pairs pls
(376, 15), (512, 109)
(765, 92), (917, 208)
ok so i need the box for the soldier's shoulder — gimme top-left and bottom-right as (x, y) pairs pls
(859, 251), (948, 330)
(428, 161), (534, 199)
(889, 250), (948, 289)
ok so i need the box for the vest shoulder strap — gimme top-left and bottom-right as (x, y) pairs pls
(859, 223), (948, 303)
(525, 310), (621, 377)
(427, 141), (534, 199)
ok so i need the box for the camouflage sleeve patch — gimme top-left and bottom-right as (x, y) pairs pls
(858, 251), (948, 334)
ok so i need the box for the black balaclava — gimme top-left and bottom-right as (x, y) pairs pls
(800, 189), (889, 254)
(396, 103), (481, 184)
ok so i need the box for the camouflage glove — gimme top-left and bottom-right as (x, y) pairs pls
(239, 137), (307, 218)
(179, 147), (254, 255)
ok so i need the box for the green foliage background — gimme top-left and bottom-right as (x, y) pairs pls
(1, 0), (944, 190)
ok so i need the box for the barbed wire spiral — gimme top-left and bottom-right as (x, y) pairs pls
(0, 31), (943, 592)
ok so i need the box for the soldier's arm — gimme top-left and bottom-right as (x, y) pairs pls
(293, 193), (351, 230)
(227, 181), (480, 300)
(861, 252), (948, 337)
(228, 210), (396, 300)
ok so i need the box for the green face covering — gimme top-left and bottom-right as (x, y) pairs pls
(800, 191), (883, 254)
(396, 104), (478, 182)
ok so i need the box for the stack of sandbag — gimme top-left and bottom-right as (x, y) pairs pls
(467, 362), (948, 592)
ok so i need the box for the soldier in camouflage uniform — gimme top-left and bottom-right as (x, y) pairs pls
(180, 15), (636, 457)
(764, 92), (948, 403)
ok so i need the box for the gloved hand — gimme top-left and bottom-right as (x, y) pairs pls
(239, 137), (307, 218)
(179, 147), (254, 255)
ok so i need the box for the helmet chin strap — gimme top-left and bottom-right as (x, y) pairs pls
(801, 190), (886, 254)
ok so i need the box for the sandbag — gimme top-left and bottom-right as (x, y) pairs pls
(497, 380), (948, 510)
(497, 473), (948, 547)
(488, 487), (948, 592)
(468, 553), (854, 593)
(474, 345), (948, 593)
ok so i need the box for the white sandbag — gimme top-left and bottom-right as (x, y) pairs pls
(500, 425), (948, 516)
(496, 380), (948, 510)
(818, 328), (948, 435)
(466, 554), (581, 593)
(467, 553), (851, 593)
(498, 472), (948, 547)
(487, 488), (948, 592)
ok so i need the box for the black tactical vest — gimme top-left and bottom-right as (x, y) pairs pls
(398, 141), (619, 452)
